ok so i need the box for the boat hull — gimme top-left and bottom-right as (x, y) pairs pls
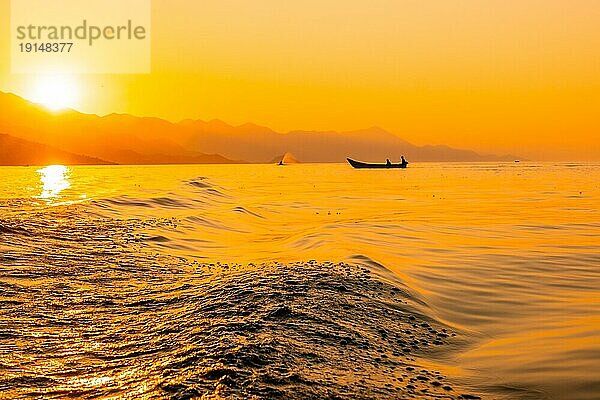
(347, 158), (408, 169)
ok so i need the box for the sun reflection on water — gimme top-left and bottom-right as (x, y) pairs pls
(37, 165), (71, 199)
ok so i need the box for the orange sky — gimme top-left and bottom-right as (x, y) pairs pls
(1, 0), (600, 160)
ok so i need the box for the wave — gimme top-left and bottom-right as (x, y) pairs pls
(0, 222), (29, 236)
(232, 206), (266, 219)
(0, 206), (485, 399)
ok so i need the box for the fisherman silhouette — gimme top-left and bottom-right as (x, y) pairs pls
(401, 156), (408, 165)
(386, 159), (392, 167)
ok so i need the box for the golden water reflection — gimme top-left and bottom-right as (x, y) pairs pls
(37, 165), (71, 199)
(1, 163), (596, 399)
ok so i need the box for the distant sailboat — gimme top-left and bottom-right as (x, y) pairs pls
(273, 152), (300, 165)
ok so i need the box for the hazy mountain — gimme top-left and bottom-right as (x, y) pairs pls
(0, 91), (520, 164)
(0, 134), (113, 166)
(0, 92), (241, 165)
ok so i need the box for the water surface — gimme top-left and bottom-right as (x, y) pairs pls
(0, 162), (598, 399)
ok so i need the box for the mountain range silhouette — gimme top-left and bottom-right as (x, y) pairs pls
(0, 91), (520, 165)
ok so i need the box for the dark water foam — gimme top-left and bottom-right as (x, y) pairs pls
(0, 206), (486, 399)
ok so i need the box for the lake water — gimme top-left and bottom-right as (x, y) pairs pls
(0, 163), (598, 399)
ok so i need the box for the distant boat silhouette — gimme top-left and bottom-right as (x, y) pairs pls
(347, 157), (408, 169)
(273, 152), (299, 165)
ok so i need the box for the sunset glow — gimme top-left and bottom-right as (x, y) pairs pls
(1, 2), (599, 399)
(1, 1), (599, 160)
(28, 74), (80, 111)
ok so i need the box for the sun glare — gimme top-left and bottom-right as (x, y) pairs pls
(29, 75), (80, 111)
(37, 165), (71, 199)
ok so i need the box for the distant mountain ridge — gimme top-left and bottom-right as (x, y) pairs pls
(0, 134), (113, 166)
(0, 91), (520, 165)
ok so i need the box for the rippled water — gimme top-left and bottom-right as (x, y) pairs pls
(0, 163), (598, 399)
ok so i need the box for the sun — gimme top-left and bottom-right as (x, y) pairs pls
(28, 74), (80, 111)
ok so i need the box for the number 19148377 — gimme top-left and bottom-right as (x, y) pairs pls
(19, 43), (73, 52)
